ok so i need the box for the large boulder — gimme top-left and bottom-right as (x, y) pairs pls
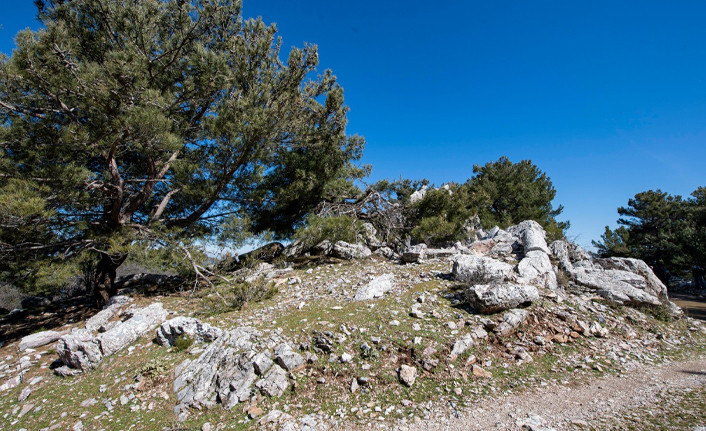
(402, 244), (427, 263)
(155, 317), (224, 347)
(57, 303), (168, 372)
(85, 295), (133, 332)
(18, 330), (66, 351)
(331, 241), (371, 260)
(549, 240), (592, 271)
(173, 327), (298, 411)
(465, 283), (539, 314)
(452, 255), (515, 284)
(353, 274), (395, 301)
(570, 259), (665, 307)
(507, 220), (551, 255)
(517, 250), (552, 280)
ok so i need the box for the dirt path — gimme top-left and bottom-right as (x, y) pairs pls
(388, 357), (706, 430)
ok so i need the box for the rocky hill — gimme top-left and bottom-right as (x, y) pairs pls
(1, 220), (705, 430)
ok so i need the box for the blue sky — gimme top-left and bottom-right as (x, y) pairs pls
(2, 1), (705, 249)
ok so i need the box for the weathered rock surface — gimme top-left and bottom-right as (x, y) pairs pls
(508, 220), (551, 254)
(331, 241), (372, 260)
(155, 317), (223, 347)
(172, 326), (300, 411)
(353, 274), (395, 301)
(466, 283), (539, 314)
(18, 330), (65, 351)
(496, 308), (530, 335)
(399, 364), (417, 387)
(57, 303), (168, 372)
(85, 295), (133, 332)
(402, 244), (427, 263)
(452, 255), (515, 284)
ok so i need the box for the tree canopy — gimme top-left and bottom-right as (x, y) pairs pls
(593, 188), (705, 280)
(0, 0), (364, 303)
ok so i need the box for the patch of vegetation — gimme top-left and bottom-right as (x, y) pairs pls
(174, 334), (194, 352)
(197, 281), (279, 317)
(138, 357), (171, 380)
(294, 214), (366, 250)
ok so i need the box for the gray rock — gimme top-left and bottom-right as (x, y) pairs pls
(409, 186), (427, 203)
(466, 283), (539, 314)
(496, 309), (530, 335)
(571, 263), (663, 307)
(449, 334), (474, 358)
(17, 385), (31, 401)
(256, 365), (290, 397)
(452, 255), (515, 285)
(507, 220), (551, 254)
(331, 241), (372, 260)
(155, 316), (223, 347)
(173, 327), (261, 410)
(274, 343), (305, 372)
(517, 250), (552, 280)
(85, 295), (133, 332)
(252, 352), (273, 376)
(399, 365), (417, 387)
(402, 244), (427, 263)
(18, 330), (65, 351)
(353, 274), (395, 301)
(374, 246), (397, 260)
(57, 303), (168, 372)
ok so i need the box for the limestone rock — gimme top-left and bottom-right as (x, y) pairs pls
(402, 244), (427, 263)
(452, 255), (515, 285)
(399, 365), (417, 387)
(18, 330), (65, 351)
(331, 241), (372, 260)
(507, 220), (551, 254)
(173, 327), (261, 410)
(155, 317), (223, 347)
(353, 274), (395, 301)
(465, 283), (539, 314)
(274, 343), (305, 372)
(57, 303), (168, 373)
(517, 250), (552, 280)
(496, 309), (530, 335)
(85, 295), (133, 332)
(256, 365), (290, 397)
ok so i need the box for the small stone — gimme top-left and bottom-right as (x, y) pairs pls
(350, 378), (359, 393)
(80, 398), (97, 407)
(533, 336), (546, 346)
(72, 421), (83, 431)
(202, 423), (213, 431)
(454, 387), (463, 395)
(17, 386), (31, 402)
(340, 353), (353, 363)
(412, 323), (422, 331)
(247, 406), (264, 418)
(389, 320), (400, 327)
(472, 365), (492, 378)
(399, 365), (417, 387)
(401, 400), (413, 407)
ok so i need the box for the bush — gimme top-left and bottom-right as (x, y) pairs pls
(294, 215), (365, 250)
(0, 283), (24, 312)
(174, 334), (194, 352)
(408, 185), (473, 247)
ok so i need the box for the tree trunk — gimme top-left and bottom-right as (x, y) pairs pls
(93, 252), (128, 307)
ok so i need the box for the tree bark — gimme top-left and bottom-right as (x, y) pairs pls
(93, 252), (128, 307)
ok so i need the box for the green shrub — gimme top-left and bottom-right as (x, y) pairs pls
(294, 215), (365, 250)
(174, 334), (194, 352)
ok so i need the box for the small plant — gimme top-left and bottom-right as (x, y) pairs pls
(638, 302), (674, 323)
(138, 357), (170, 380)
(174, 334), (194, 352)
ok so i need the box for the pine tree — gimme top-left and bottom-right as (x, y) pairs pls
(0, 0), (364, 304)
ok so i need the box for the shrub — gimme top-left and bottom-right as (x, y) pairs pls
(294, 215), (365, 250)
(174, 334), (194, 352)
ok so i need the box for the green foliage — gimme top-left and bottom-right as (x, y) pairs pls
(465, 157), (568, 238)
(593, 189), (704, 277)
(173, 334), (194, 352)
(138, 357), (170, 380)
(294, 215), (365, 250)
(408, 185), (473, 246)
(198, 281), (278, 316)
(0, 0), (364, 296)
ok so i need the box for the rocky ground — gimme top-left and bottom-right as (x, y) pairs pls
(1, 221), (705, 430)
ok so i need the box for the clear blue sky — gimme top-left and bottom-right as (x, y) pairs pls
(2, 1), (705, 249)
